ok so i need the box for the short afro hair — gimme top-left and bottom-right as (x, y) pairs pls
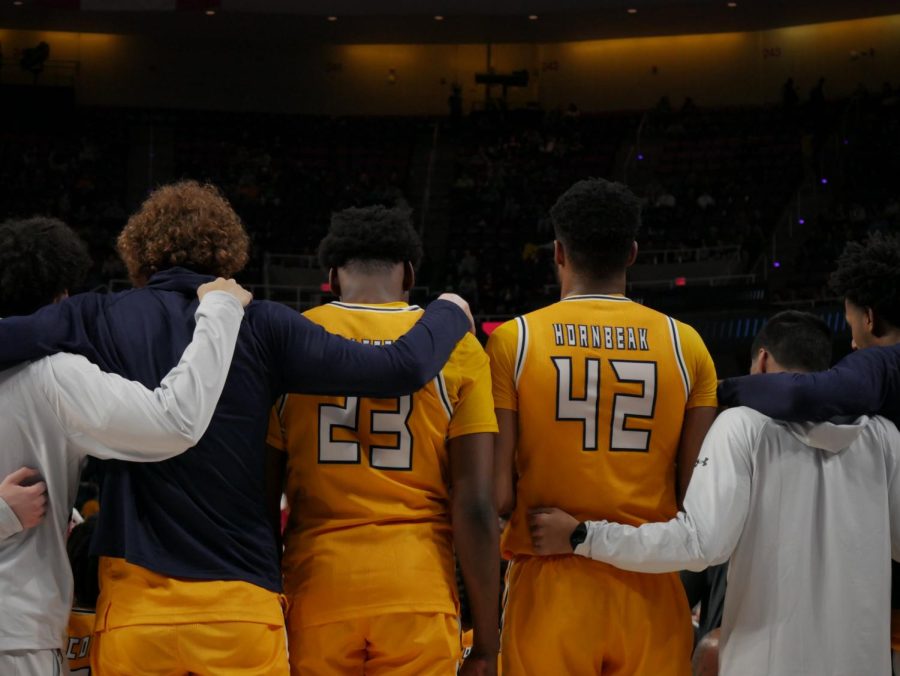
(550, 178), (641, 280)
(830, 232), (900, 329)
(318, 206), (423, 271)
(0, 217), (92, 317)
(751, 310), (833, 372)
(117, 180), (249, 286)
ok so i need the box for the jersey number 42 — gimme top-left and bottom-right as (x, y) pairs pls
(553, 357), (657, 453)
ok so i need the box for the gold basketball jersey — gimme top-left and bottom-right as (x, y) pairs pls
(487, 294), (717, 558)
(269, 301), (497, 626)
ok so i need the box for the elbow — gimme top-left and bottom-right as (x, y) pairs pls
(683, 558), (713, 573)
(495, 496), (514, 520)
(410, 362), (436, 392)
(703, 548), (731, 569)
(691, 535), (729, 570)
(388, 361), (434, 397)
(172, 422), (207, 450)
(454, 496), (499, 533)
(174, 410), (214, 448)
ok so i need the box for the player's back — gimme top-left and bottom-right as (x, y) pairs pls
(488, 294), (717, 558)
(272, 301), (495, 626)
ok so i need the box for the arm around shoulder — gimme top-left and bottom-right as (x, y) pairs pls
(43, 290), (246, 460)
(718, 347), (893, 420)
(573, 409), (757, 573)
(271, 298), (471, 398)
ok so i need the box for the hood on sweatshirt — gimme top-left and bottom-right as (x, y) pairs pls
(780, 416), (871, 454)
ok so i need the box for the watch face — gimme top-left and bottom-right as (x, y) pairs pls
(570, 522), (587, 549)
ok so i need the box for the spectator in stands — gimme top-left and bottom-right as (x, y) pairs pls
(782, 77), (799, 109)
(459, 249), (479, 278)
(697, 191), (715, 210)
(656, 189), (677, 208)
(810, 77), (826, 107)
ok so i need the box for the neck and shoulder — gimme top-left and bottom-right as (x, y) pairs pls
(559, 273), (628, 302)
(556, 238), (633, 304)
(330, 261), (412, 308)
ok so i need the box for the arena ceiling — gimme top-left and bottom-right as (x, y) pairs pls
(0, 0), (897, 43)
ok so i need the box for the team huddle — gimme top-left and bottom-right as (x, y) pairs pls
(1, 176), (899, 676)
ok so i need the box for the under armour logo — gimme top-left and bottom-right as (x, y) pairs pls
(695, 457), (709, 467)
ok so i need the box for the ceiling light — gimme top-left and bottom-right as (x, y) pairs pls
(627, 8), (638, 14)
(528, 14), (539, 20)
(327, 15), (337, 21)
(205, 9), (215, 15)
(13, 1), (24, 5)
(727, 1), (737, 6)
(434, 15), (444, 21)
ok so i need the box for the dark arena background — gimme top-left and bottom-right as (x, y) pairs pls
(2, 0), (899, 373)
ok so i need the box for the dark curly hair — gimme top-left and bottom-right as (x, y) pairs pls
(550, 178), (642, 280)
(830, 232), (900, 328)
(0, 217), (92, 317)
(318, 205), (423, 271)
(117, 180), (250, 286)
(550, 178), (641, 279)
(751, 310), (833, 372)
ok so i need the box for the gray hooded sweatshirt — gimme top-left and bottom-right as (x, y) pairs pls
(576, 407), (900, 676)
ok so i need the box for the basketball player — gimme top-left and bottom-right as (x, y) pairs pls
(0, 182), (474, 675)
(718, 232), (900, 424)
(487, 178), (718, 675)
(529, 311), (900, 675)
(0, 217), (251, 675)
(269, 206), (499, 675)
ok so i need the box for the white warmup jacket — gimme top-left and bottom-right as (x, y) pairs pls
(0, 291), (244, 653)
(576, 406), (900, 676)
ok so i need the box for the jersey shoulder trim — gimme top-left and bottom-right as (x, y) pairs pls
(514, 316), (529, 387)
(666, 315), (691, 399)
(433, 371), (453, 419)
(559, 293), (633, 303)
(329, 302), (423, 313)
(275, 393), (289, 417)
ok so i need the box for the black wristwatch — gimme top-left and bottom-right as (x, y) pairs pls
(569, 522), (588, 551)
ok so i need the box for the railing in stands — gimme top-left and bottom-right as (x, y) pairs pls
(628, 273), (757, 290)
(634, 245), (742, 266)
(538, 272), (757, 298)
(0, 58), (81, 87)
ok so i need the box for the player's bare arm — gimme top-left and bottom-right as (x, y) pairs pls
(0, 468), (48, 532)
(676, 406), (717, 506)
(451, 432), (500, 674)
(493, 409), (517, 518)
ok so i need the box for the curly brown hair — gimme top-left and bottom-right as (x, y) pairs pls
(117, 180), (250, 286)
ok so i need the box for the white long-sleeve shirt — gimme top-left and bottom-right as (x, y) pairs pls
(0, 291), (244, 652)
(576, 407), (900, 676)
